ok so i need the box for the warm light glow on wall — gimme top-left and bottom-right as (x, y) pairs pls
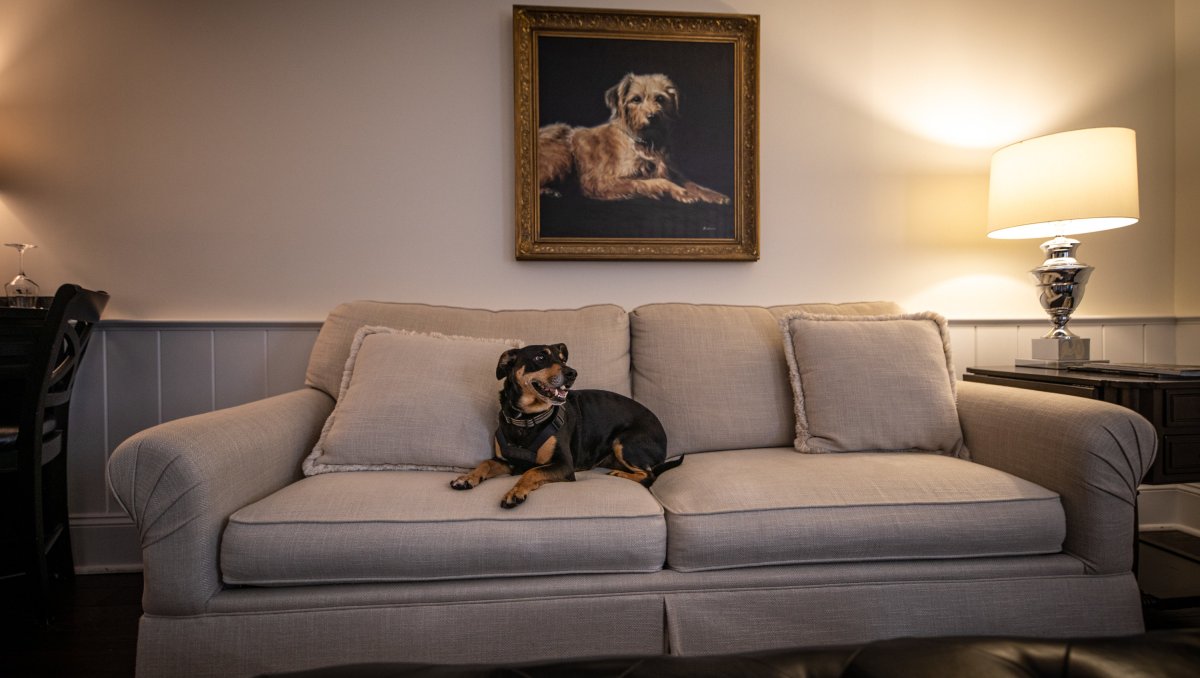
(857, 51), (1092, 150)
(0, 1), (36, 84)
(877, 87), (1044, 149)
(802, 2), (1153, 151)
(902, 274), (1039, 320)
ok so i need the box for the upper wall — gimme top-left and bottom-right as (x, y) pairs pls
(1179, 0), (1200, 318)
(0, 0), (1181, 321)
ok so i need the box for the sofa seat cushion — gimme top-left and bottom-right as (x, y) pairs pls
(221, 470), (666, 586)
(650, 448), (1065, 572)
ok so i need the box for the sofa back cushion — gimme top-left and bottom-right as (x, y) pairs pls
(630, 301), (903, 455)
(307, 302), (631, 398)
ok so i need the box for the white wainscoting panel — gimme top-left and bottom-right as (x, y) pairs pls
(946, 318), (1182, 377)
(66, 317), (1190, 571)
(945, 325), (976, 376)
(972, 325), (1020, 369)
(68, 323), (320, 572)
(1146, 323), (1178, 364)
(1179, 319), (1200, 364)
(160, 330), (215, 422)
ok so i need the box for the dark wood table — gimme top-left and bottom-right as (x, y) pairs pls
(0, 303), (50, 413)
(965, 365), (1200, 484)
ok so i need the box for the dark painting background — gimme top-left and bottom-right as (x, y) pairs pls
(535, 35), (736, 239)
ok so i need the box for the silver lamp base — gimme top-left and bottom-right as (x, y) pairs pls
(1015, 235), (1108, 368)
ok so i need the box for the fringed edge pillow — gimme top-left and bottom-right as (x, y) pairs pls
(302, 326), (523, 475)
(779, 311), (968, 459)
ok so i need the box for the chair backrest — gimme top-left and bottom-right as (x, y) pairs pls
(17, 284), (109, 465)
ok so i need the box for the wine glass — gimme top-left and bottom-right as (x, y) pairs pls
(5, 243), (40, 308)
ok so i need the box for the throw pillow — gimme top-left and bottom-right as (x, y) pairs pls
(779, 311), (968, 458)
(302, 326), (521, 475)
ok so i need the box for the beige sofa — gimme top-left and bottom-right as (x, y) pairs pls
(108, 301), (1156, 678)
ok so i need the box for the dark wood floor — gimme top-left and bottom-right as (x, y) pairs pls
(1, 538), (1197, 678)
(0, 572), (142, 678)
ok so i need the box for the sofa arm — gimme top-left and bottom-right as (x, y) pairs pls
(956, 380), (1156, 575)
(107, 387), (334, 616)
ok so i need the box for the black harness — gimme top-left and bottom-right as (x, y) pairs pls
(495, 405), (565, 467)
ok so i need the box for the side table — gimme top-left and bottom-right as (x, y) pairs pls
(964, 365), (1200, 484)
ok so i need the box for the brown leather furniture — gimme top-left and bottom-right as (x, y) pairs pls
(263, 630), (1200, 678)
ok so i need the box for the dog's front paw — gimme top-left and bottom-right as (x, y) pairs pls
(669, 185), (697, 204)
(685, 182), (730, 205)
(500, 489), (527, 509)
(450, 476), (477, 490)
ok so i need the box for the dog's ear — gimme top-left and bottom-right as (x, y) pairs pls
(552, 343), (568, 363)
(666, 86), (680, 115)
(496, 348), (521, 380)
(605, 73), (635, 115)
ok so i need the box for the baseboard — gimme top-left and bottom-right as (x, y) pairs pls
(75, 563), (143, 574)
(70, 514), (143, 574)
(1139, 484), (1200, 537)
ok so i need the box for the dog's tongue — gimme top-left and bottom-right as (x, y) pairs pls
(556, 387), (569, 399)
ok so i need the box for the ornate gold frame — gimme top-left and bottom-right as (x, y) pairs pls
(513, 6), (760, 261)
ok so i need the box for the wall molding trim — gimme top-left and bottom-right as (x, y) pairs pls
(947, 316), (1186, 326)
(98, 320), (324, 330)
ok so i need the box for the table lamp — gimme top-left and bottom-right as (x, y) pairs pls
(986, 127), (1139, 367)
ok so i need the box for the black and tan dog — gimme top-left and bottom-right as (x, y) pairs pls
(451, 343), (681, 509)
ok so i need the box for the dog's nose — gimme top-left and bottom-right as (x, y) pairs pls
(563, 366), (578, 384)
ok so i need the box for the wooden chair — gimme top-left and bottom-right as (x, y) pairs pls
(1, 284), (108, 624)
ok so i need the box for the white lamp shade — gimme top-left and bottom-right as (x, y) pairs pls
(987, 127), (1139, 240)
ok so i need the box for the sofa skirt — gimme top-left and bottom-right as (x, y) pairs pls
(137, 593), (667, 678)
(133, 564), (1145, 678)
(663, 572), (1144, 655)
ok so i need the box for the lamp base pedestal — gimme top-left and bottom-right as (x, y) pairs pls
(1015, 337), (1105, 368)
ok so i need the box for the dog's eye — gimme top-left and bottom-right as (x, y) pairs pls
(656, 95), (667, 104)
(533, 355), (545, 363)
(629, 95), (642, 104)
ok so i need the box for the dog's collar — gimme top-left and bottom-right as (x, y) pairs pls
(496, 406), (566, 466)
(501, 404), (560, 428)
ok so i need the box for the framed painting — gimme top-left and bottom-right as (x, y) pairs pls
(513, 6), (760, 260)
